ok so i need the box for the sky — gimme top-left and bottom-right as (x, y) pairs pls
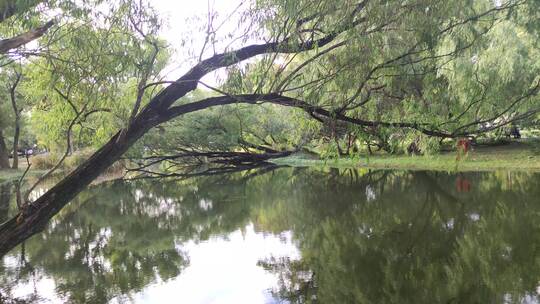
(127, 224), (299, 304)
(148, 0), (248, 84)
(9, 223), (300, 304)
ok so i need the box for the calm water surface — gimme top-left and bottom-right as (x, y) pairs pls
(1, 168), (539, 303)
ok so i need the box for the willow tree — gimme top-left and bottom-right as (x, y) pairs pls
(226, 0), (540, 154)
(0, 0), (538, 256)
(0, 1), (47, 168)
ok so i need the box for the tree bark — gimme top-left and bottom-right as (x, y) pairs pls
(0, 129), (11, 169)
(0, 20), (54, 54)
(0, 183), (11, 223)
(10, 72), (21, 169)
(0, 119), (151, 256)
(11, 120), (19, 169)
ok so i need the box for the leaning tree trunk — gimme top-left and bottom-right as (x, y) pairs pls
(0, 118), (152, 256)
(0, 14), (375, 256)
(0, 129), (11, 169)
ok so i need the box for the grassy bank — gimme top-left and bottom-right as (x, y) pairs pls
(3, 140), (539, 183)
(0, 149), (124, 185)
(273, 139), (540, 172)
(0, 152), (85, 185)
(0, 167), (47, 185)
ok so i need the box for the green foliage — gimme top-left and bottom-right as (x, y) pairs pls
(1, 0), (540, 170)
(418, 135), (442, 155)
(9, 0), (170, 151)
(223, 0), (540, 156)
(137, 89), (315, 158)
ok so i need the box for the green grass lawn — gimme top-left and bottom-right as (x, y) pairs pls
(0, 164), (46, 185)
(3, 139), (539, 183)
(0, 169), (28, 184)
(273, 139), (540, 172)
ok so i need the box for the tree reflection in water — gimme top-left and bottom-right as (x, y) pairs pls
(0, 168), (539, 303)
(258, 169), (540, 304)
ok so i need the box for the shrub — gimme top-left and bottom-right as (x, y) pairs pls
(30, 149), (95, 170)
(31, 153), (60, 170)
(418, 136), (442, 155)
(64, 149), (94, 168)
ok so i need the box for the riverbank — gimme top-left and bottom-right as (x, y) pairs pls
(0, 167), (47, 185)
(272, 139), (540, 172)
(0, 149), (123, 185)
(2, 140), (539, 183)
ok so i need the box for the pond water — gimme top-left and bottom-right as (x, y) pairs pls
(1, 167), (540, 303)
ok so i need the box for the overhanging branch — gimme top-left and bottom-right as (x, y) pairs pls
(160, 93), (452, 137)
(0, 20), (54, 54)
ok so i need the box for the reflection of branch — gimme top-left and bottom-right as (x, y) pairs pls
(126, 162), (281, 181)
(415, 172), (459, 203)
(127, 150), (293, 176)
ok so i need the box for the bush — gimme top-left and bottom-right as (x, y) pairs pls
(418, 136), (442, 155)
(31, 153), (60, 170)
(64, 149), (94, 168)
(31, 149), (94, 170)
(31, 149), (126, 177)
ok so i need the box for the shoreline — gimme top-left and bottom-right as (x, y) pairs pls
(3, 141), (540, 182)
(272, 140), (540, 172)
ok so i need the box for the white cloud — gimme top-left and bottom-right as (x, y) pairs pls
(121, 224), (299, 304)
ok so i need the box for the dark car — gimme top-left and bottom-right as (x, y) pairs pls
(8, 147), (34, 158)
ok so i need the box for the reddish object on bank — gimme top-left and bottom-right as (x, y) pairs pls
(456, 138), (471, 153)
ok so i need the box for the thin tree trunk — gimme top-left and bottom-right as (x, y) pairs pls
(0, 183), (11, 223)
(0, 129), (11, 169)
(15, 183), (22, 210)
(11, 121), (19, 169)
(10, 72), (21, 169)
